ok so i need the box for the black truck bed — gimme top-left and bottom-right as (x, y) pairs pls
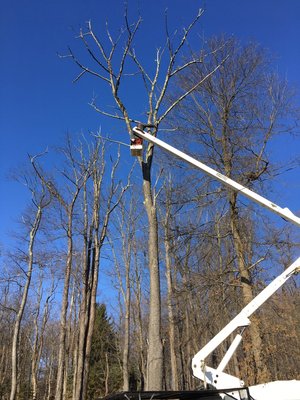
(100, 388), (251, 400)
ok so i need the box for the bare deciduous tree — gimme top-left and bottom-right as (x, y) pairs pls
(10, 177), (50, 400)
(109, 185), (141, 391)
(160, 177), (179, 390)
(31, 139), (91, 400)
(31, 270), (56, 400)
(73, 139), (130, 400)
(64, 8), (226, 389)
(172, 36), (298, 384)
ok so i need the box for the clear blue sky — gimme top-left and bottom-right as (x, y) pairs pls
(1, 0), (300, 247)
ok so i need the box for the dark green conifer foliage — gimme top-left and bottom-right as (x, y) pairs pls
(87, 304), (122, 399)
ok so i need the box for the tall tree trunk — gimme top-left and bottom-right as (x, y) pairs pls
(110, 195), (133, 392)
(81, 168), (103, 399)
(55, 212), (74, 400)
(143, 163), (163, 390)
(229, 192), (269, 383)
(31, 280), (42, 400)
(10, 205), (43, 400)
(163, 197), (179, 390)
(122, 263), (131, 391)
(81, 244), (100, 398)
(74, 183), (92, 400)
(133, 244), (146, 390)
(165, 240), (179, 390)
(31, 274), (53, 400)
(219, 105), (270, 383)
(105, 352), (110, 396)
(45, 353), (54, 400)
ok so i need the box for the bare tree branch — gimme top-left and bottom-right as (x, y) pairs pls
(158, 55), (229, 123)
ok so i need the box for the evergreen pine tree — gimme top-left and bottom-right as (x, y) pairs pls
(87, 304), (122, 399)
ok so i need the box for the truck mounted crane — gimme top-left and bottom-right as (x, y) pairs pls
(129, 125), (300, 400)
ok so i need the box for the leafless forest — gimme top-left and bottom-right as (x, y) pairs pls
(1, 11), (300, 400)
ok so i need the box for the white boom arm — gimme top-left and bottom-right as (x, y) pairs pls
(132, 126), (300, 397)
(132, 127), (300, 227)
(191, 256), (300, 388)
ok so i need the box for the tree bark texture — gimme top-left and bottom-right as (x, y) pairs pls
(55, 212), (74, 400)
(229, 192), (270, 383)
(163, 200), (179, 390)
(143, 164), (163, 390)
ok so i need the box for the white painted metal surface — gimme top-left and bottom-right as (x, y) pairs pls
(191, 257), (300, 388)
(249, 380), (300, 400)
(132, 127), (300, 227)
